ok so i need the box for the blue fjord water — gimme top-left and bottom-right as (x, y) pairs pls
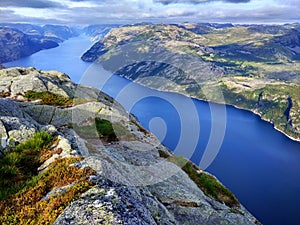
(4, 36), (300, 225)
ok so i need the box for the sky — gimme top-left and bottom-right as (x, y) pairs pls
(0, 0), (299, 25)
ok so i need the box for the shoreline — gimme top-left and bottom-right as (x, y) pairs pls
(118, 78), (300, 143)
(221, 102), (300, 143)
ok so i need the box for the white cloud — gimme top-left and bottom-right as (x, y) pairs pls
(0, 0), (299, 25)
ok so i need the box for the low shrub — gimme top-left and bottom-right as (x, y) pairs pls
(0, 131), (95, 225)
(24, 91), (73, 106)
(0, 131), (53, 200)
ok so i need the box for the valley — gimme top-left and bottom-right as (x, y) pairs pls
(81, 23), (300, 141)
(1, 0), (300, 224)
(1, 22), (300, 225)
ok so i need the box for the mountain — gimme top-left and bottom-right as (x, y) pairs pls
(81, 23), (300, 140)
(173, 22), (234, 35)
(0, 23), (79, 42)
(0, 24), (82, 64)
(42, 24), (79, 42)
(83, 24), (121, 41)
(0, 27), (59, 63)
(0, 67), (259, 224)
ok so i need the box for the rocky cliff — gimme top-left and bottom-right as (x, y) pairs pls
(0, 67), (259, 224)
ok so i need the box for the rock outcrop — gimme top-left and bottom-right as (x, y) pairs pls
(0, 67), (260, 224)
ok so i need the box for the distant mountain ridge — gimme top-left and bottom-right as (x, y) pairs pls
(0, 23), (79, 43)
(0, 27), (59, 63)
(0, 23), (81, 63)
(83, 24), (121, 41)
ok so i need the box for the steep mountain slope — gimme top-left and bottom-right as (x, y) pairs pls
(42, 24), (79, 42)
(0, 23), (81, 64)
(0, 27), (59, 63)
(0, 23), (79, 42)
(81, 23), (300, 140)
(0, 67), (259, 224)
(83, 24), (121, 41)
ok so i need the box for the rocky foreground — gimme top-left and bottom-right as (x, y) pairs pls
(0, 67), (260, 224)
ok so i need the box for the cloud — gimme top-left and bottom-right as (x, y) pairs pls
(0, 0), (299, 25)
(0, 0), (63, 8)
(155, 0), (251, 5)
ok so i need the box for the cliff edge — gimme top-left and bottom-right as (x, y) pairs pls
(0, 67), (260, 224)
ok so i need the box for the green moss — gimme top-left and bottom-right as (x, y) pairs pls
(95, 118), (118, 141)
(112, 122), (136, 141)
(202, 26), (272, 47)
(23, 90), (95, 108)
(133, 31), (155, 41)
(159, 152), (239, 207)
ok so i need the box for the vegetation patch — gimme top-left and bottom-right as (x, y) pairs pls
(74, 118), (135, 142)
(0, 132), (95, 225)
(24, 91), (73, 106)
(95, 118), (118, 141)
(0, 131), (53, 199)
(158, 151), (239, 207)
(23, 90), (95, 107)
